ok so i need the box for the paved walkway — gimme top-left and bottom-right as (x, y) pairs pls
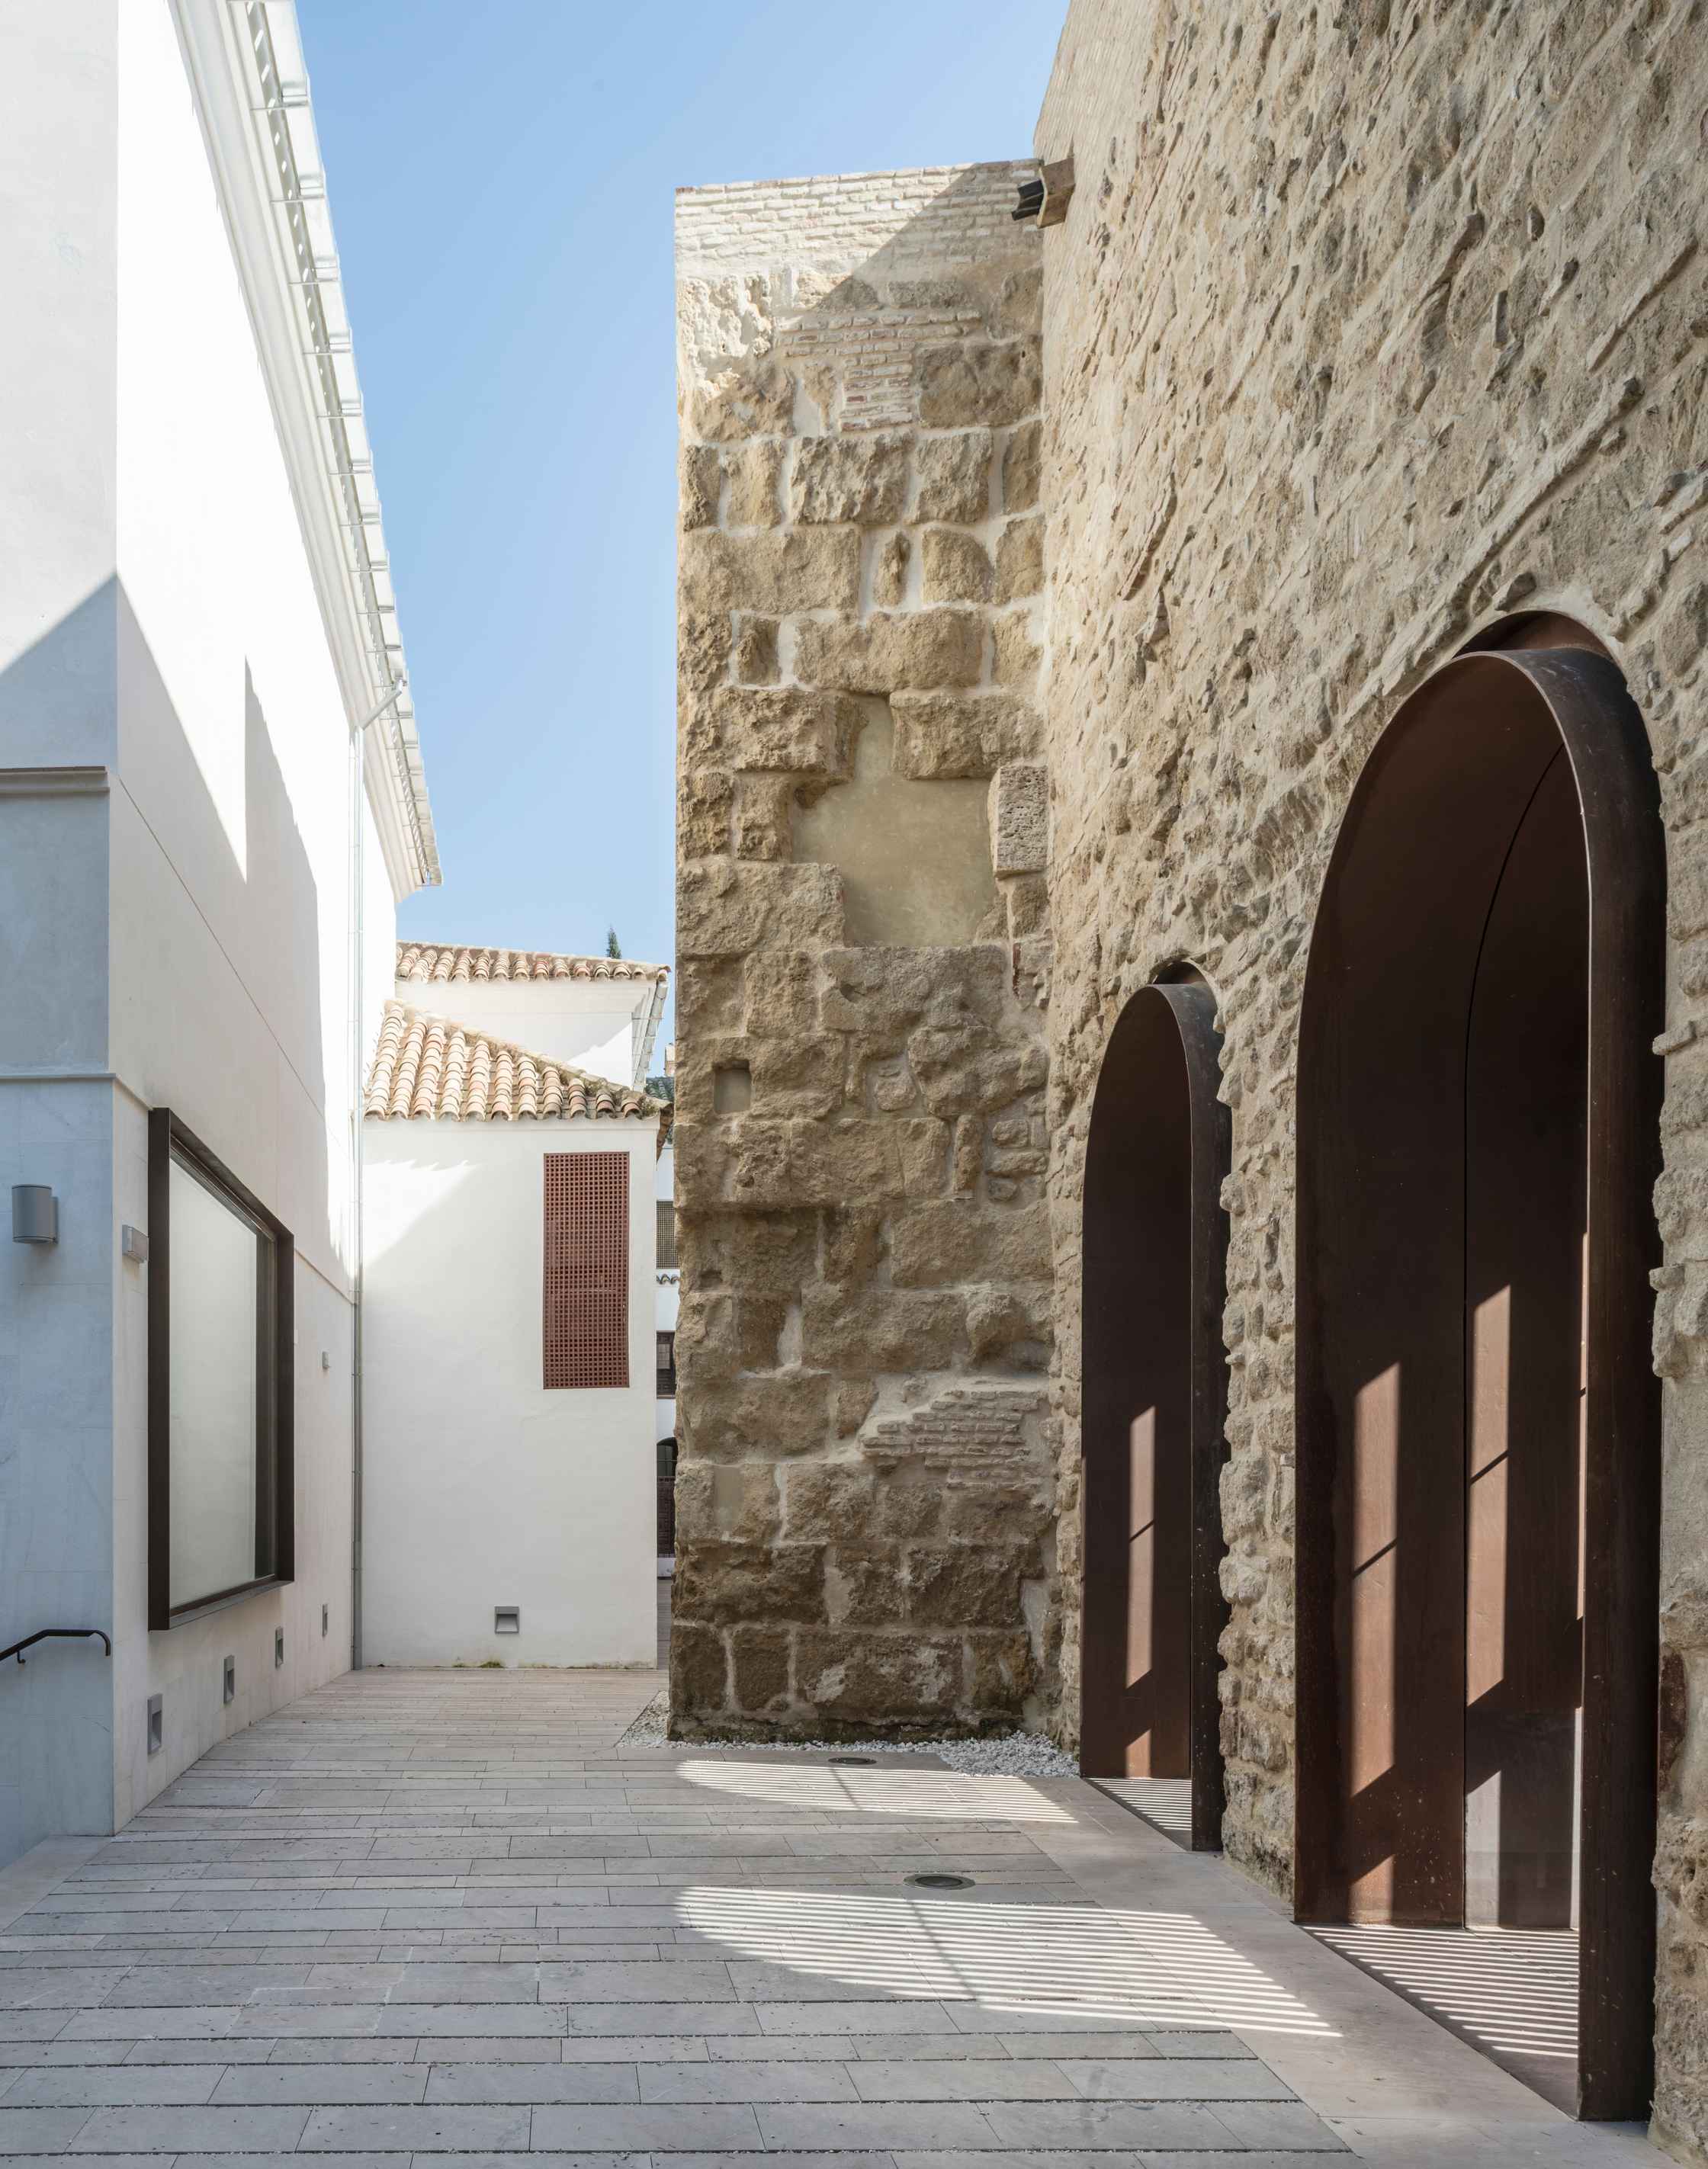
(0, 1659), (1669, 2167)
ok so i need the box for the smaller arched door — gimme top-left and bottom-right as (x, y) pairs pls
(1081, 977), (1231, 1850)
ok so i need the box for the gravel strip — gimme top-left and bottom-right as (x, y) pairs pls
(616, 1693), (1075, 1776)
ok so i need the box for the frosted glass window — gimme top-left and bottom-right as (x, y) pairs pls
(166, 1156), (272, 1610)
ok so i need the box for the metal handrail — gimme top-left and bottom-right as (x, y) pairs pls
(2, 1628), (111, 1667)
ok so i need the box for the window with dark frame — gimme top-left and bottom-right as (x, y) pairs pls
(656, 1198), (677, 1270)
(656, 1330), (676, 1396)
(543, 1151), (629, 1388)
(147, 1109), (294, 1631)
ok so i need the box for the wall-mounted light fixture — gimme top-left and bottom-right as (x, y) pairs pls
(11, 1186), (58, 1243)
(1013, 156), (1075, 228)
(122, 1225), (149, 1264)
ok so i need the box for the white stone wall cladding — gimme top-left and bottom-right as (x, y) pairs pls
(673, 165), (1052, 1741)
(1035, 2), (1708, 2151)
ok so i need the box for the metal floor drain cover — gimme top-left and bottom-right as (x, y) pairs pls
(907, 1872), (974, 1889)
(828, 1754), (876, 1766)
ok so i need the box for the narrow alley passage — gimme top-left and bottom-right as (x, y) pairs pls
(0, 1660), (1667, 2167)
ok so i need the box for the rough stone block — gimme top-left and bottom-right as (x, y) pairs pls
(914, 431), (993, 522)
(689, 1372), (834, 1462)
(908, 1548), (1023, 1628)
(795, 1628), (965, 1721)
(801, 1285), (965, 1372)
(991, 762), (1049, 874)
(676, 1543), (825, 1625)
(678, 861), (845, 958)
(727, 439), (784, 527)
(791, 432), (910, 524)
(782, 1463), (877, 1548)
(681, 444), (721, 529)
(689, 359), (795, 443)
(917, 339), (1042, 428)
(1001, 420), (1041, 512)
(730, 1626), (794, 1713)
(787, 1116), (911, 1205)
(709, 685), (861, 775)
(732, 616), (780, 683)
(994, 517), (1042, 601)
(990, 613), (1042, 687)
(921, 528), (994, 603)
(732, 775), (794, 861)
(820, 940), (1012, 1039)
(891, 691), (1044, 778)
(793, 609), (984, 693)
(669, 1623), (730, 1715)
(967, 1629), (1035, 1714)
(873, 531), (910, 607)
(888, 1200), (1051, 1286)
(680, 528), (860, 616)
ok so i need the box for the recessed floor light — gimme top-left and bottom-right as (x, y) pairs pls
(829, 1754), (875, 1766)
(907, 1872), (974, 1890)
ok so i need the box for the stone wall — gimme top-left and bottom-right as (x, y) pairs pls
(1034, 0), (1708, 2151)
(672, 165), (1055, 1738)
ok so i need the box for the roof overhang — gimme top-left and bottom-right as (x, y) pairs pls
(169, 0), (440, 900)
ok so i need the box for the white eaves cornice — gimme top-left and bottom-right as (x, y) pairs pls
(169, 0), (441, 900)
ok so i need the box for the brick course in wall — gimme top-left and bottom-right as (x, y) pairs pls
(672, 165), (1054, 1740)
(1035, 0), (1708, 2153)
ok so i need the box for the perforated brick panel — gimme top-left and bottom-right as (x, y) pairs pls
(543, 1152), (628, 1389)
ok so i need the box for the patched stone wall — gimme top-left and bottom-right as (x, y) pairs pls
(672, 165), (1055, 1739)
(1034, 1), (1708, 2151)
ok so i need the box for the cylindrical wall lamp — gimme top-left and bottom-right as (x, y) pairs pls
(11, 1186), (59, 1243)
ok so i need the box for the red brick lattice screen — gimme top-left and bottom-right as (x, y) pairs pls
(542, 1152), (628, 1388)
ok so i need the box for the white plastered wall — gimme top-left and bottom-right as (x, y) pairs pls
(0, 0), (407, 1867)
(395, 978), (653, 1089)
(361, 1120), (656, 1667)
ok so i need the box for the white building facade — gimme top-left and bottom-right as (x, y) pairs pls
(359, 971), (667, 1668)
(0, 0), (436, 1869)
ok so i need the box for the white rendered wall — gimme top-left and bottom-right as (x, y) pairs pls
(361, 1121), (655, 1667)
(395, 978), (649, 1089)
(0, 5), (121, 1866)
(106, 0), (382, 1828)
(0, 2), (397, 1866)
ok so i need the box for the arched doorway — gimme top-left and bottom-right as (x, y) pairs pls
(1295, 621), (1664, 2117)
(1081, 974), (1231, 1850)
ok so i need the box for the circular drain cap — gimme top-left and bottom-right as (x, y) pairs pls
(907, 1872), (974, 1890)
(828, 1754), (876, 1766)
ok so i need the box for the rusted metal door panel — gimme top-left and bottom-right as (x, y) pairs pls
(1296, 637), (1662, 2119)
(1082, 980), (1231, 1849)
(1463, 749), (1587, 1933)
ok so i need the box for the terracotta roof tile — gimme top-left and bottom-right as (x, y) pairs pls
(365, 1002), (668, 1133)
(396, 943), (668, 985)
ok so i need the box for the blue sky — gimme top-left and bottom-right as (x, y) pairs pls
(297, 0), (1061, 1011)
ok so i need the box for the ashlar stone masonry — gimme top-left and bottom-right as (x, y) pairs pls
(672, 166), (1055, 1738)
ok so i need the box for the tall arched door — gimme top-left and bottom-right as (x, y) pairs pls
(1295, 624), (1664, 2117)
(1081, 977), (1231, 1850)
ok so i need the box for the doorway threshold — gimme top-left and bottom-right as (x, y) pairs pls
(1085, 1774), (1197, 1850)
(1308, 1920), (1578, 2113)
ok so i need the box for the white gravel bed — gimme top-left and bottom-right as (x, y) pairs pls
(617, 1693), (1075, 1776)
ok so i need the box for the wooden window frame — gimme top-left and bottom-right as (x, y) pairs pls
(147, 1109), (295, 1632)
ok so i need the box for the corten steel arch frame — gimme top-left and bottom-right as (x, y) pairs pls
(1295, 626), (1664, 2119)
(1081, 976), (1231, 1850)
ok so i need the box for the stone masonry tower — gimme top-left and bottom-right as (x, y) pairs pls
(671, 165), (1053, 1738)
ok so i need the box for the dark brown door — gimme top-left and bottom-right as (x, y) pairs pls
(1295, 632), (1663, 2118)
(1081, 978), (1231, 1849)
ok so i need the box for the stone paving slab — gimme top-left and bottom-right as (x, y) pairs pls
(0, 1664), (1671, 2162)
